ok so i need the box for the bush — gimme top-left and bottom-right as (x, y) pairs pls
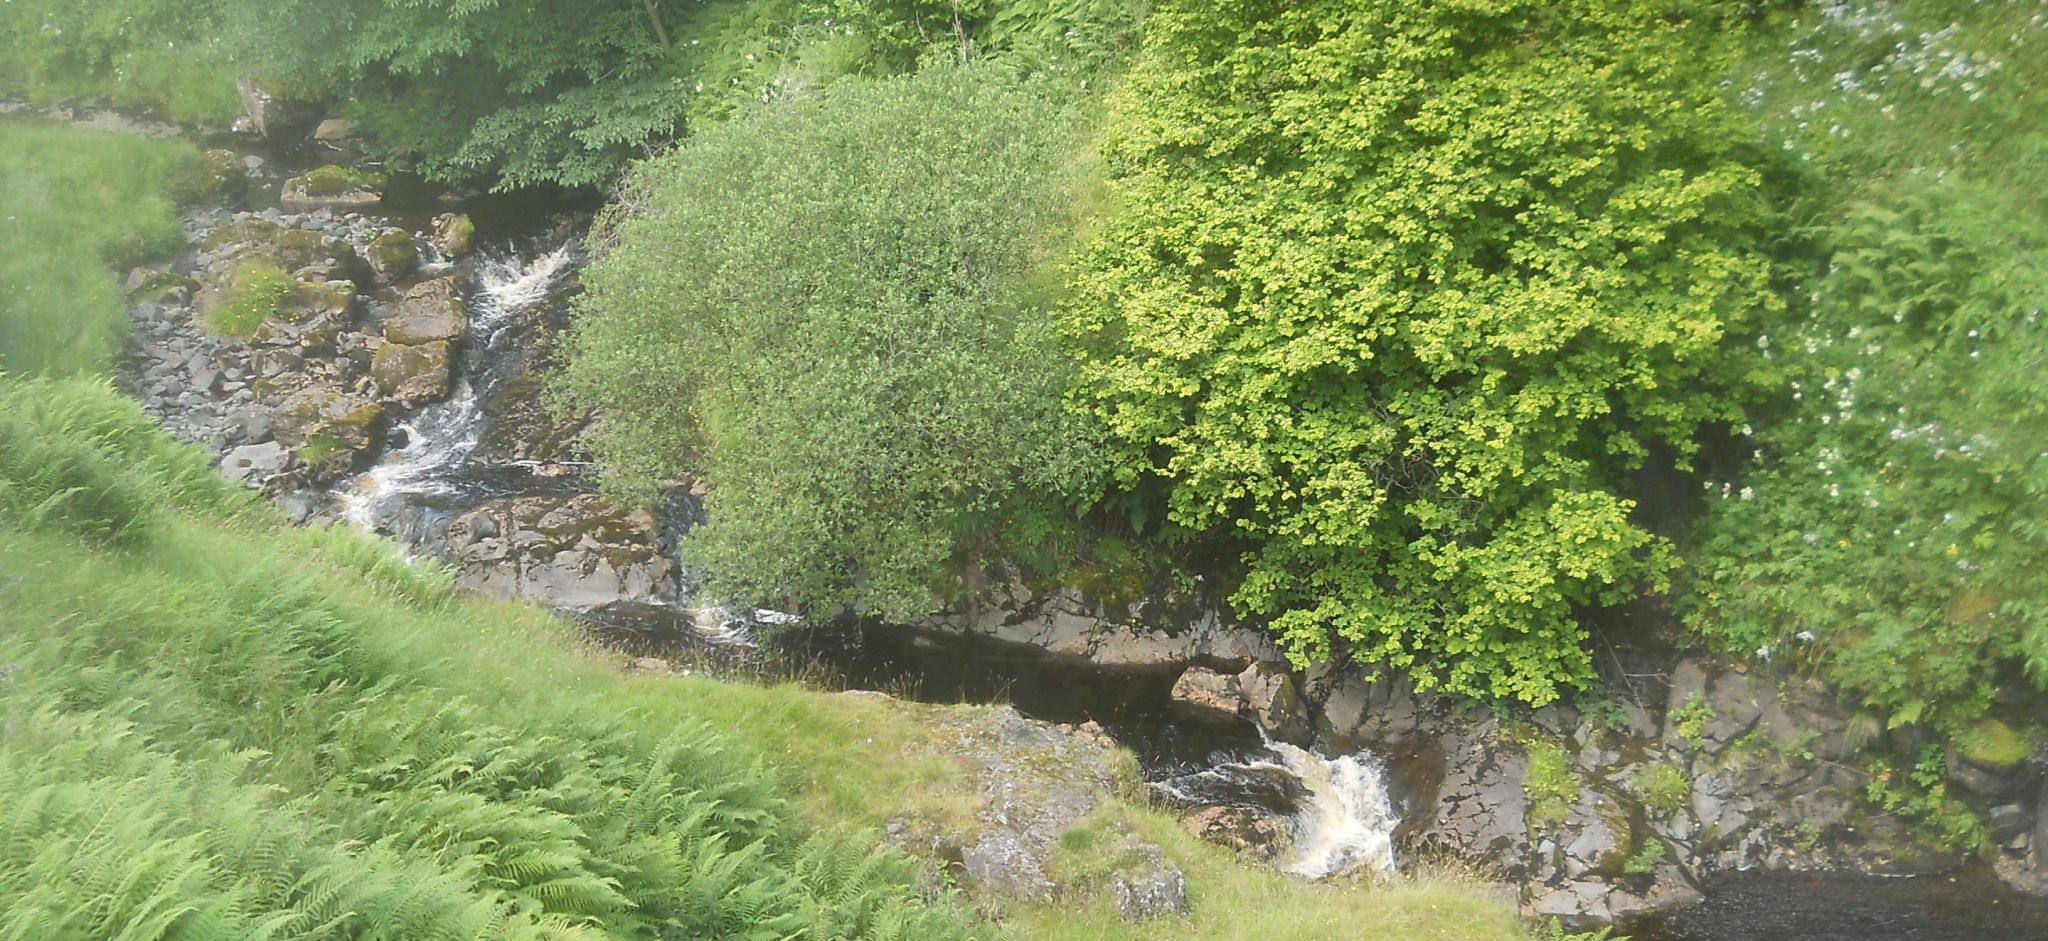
(1063, 0), (1779, 704)
(1634, 761), (1691, 816)
(1523, 739), (1579, 831)
(1686, 181), (2048, 733)
(555, 66), (1094, 619)
(1686, 0), (2048, 741)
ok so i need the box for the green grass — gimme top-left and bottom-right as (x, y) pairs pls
(1013, 807), (1528, 941)
(0, 122), (200, 376)
(1522, 740), (1579, 832)
(1633, 761), (1691, 816)
(200, 258), (293, 337)
(0, 0), (240, 124)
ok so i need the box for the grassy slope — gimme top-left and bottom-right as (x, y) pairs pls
(0, 0), (239, 124)
(0, 123), (200, 376)
(0, 120), (1534, 939)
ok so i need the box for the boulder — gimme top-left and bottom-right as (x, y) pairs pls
(236, 77), (322, 141)
(444, 494), (676, 609)
(370, 340), (452, 403)
(386, 277), (467, 344)
(124, 267), (199, 304)
(280, 165), (386, 210)
(1237, 661), (1312, 744)
(312, 118), (359, 141)
(1112, 868), (1188, 921)
(271, 385), (382, 451)
(1181, 805), (1286, 859)
(365, 229), (419, 283)
(192, 148), (247, 203)
(433, 212), (476, 258)
(1170, 667), (1244, 719)
(293, 279), (356, 318)
(219, 441), (290, 486)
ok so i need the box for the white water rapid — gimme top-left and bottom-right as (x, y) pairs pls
(337, 243), (576, 532)
(1153, 738), (1399, 879)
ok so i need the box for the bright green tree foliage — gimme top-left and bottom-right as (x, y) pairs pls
(226, 0), (1139, 189)
(556, 67), (1088, 619)
(1065, 0), (1778, 704)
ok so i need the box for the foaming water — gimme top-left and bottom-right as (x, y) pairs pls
(337, 242), (576, 533)
(1268, 742), (1398, 877)
(475, 244), (574, 334)
(1153, 737), (1398, 879)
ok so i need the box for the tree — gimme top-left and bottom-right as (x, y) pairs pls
(226, 0), (1141, 190)
(1063, 0), (1779, 704)
(553, 66), (1093, 618)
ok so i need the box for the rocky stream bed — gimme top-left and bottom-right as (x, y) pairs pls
(75, 100), (2048, 938)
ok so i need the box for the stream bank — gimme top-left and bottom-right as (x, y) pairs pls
(91, 101), (2048, 937)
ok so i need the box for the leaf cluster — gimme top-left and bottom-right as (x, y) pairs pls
(1064, 0), (1779, 704)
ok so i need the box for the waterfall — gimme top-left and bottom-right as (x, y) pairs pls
(1267, 741), (1398, 878)
(1152, 738), (1398, 879)
(336, 242), (576, 534)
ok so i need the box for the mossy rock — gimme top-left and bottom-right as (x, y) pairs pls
(365, 229), (419, 282)
(124, 268), (200, 304)
(273, 386), (383, 451)
(198, 257), (295, 339)
(386, 277), (467, 344)
(177, 149), (247, 204)
(293, 279), (356, 318)
(281, 165), (386, 208)
(433, 213), (477, 258)
(202, 218), (284, 253)
(370, 340), (453, 404)
(1956, 719), (2039, 769)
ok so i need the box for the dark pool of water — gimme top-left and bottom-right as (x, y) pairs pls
(1627, 867), (2048, 940)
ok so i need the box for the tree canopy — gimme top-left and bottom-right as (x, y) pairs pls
(1062, 0), (1779, 704)
(554, 66), (1091, 618)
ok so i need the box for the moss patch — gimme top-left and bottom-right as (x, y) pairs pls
(1956, 719), (2037, 769)
(202, 260), (294, 338)
(294, 164), (388, 196)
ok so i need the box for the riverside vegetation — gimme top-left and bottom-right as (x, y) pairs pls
(0, 116), (1544, 939)
(4, 0), (2048, 932)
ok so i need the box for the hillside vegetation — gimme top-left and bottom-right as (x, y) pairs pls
(0, 120), (1542, 941)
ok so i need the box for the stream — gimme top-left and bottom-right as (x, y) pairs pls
(116, 132), (2042, 938)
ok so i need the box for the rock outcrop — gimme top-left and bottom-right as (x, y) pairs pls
(443, 495), (677, 609)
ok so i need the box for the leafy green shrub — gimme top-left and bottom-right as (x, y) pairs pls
(1634, 761), (1691, 816)
(1865, 746), (1988, 854)
(1672, 696), (1714, 749)
(227, 0), (1138, 189)
(1523, 740), (1580, 831)
(203, 259), (294, 337)
(556, 66), (1093, 619)
(1686, 179), (2048, 734)
(1623, 837), (1669, 876)
(1063, 0), (1779, 704)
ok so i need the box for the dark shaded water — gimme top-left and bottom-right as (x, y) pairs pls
(1628, 868), (2048, 941)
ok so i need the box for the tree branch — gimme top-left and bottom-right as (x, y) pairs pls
(641, 0), (672, 51)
